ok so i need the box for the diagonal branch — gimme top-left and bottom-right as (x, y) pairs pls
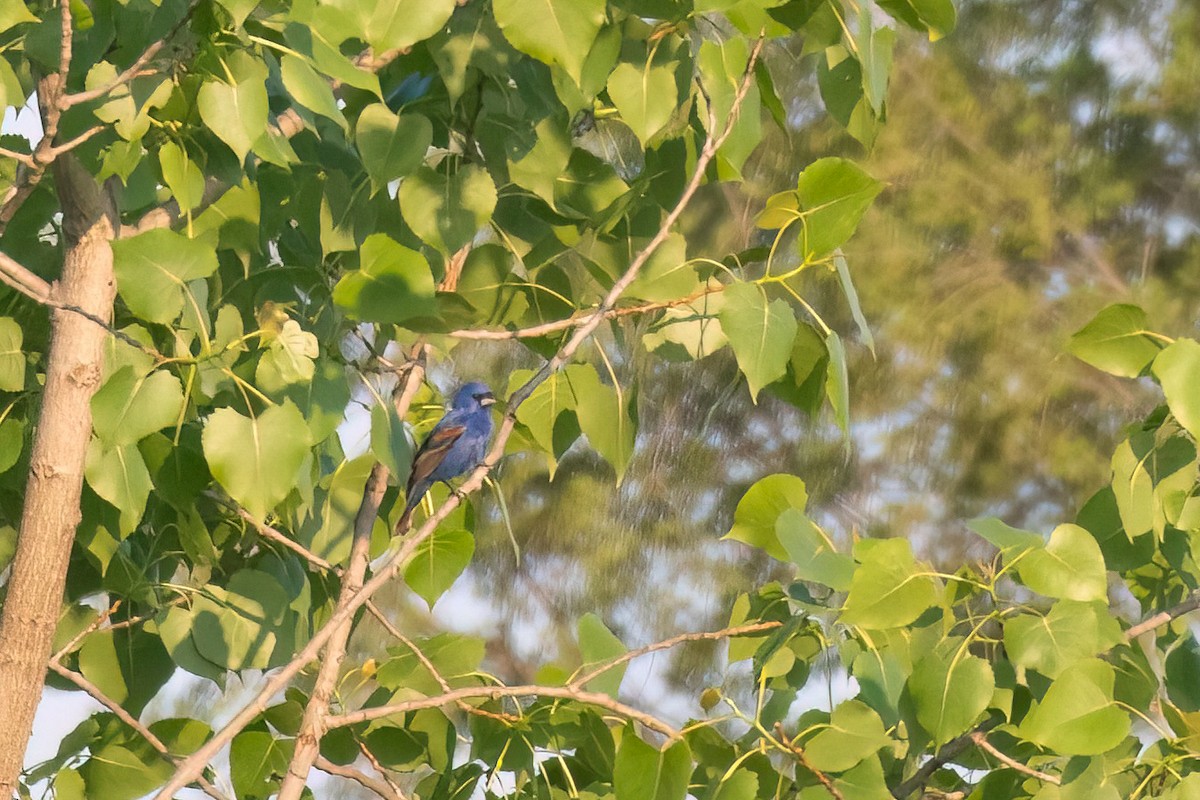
(970, 732), (1060, 785)
(61, 0), (199, 110)
(153, 38), (764, 798)
(48, 660), (228, 800)
(570, 621), (781, 689)
(313, 755), (402, 800)
(277, 343), (428, 800)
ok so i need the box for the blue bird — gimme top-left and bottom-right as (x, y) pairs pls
(398, 382), (496, 532)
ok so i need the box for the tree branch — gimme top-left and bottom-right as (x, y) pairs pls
(1124, 589), (1200, 640)
(327, 683), (682, 740)
(153, 40), (763, 798)
(47, 661), (228, 800)
(773, 723), (844, 800)
(313, 755), (403, 800)
(570, 621), (781, 689)
(448, 282), (726, 340)
(970, 732), (1060, 785)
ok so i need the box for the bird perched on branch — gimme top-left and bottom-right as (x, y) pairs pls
(397, 381), (495, 533)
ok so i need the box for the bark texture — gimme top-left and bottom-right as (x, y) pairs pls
(0, 155), (117, 794)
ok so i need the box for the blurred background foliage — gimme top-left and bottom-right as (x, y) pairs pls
(364, 0), (1200, 699)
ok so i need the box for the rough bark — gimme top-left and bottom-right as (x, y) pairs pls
(0, 155), (117, 794)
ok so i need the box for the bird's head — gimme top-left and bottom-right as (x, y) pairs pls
(451, 381), (496, 411)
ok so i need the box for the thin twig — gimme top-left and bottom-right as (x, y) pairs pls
(571, 621), (781, 689)
(970, 732), (1060, 785)
(774, 723), (844, 800)
(448, 283), (726, 340)
(1125, 590), (1200, 640)
(47, 661), (228, 800)
(355, 741), (409, 800)
(327, 683), (682, 739)
(890, 718), (1000, 799)
(61, 1), (200, 108)
(153, 40), (764, 799)
(0, 252), (52, 303)
(313, 755), (402, 800)
(46, 125), (106, 158)
(50, 600), (121, 662)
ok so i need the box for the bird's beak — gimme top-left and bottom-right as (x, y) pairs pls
(480, 394), (496, 407)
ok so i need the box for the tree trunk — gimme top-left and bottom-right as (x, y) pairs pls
(0, 155), (117, 794)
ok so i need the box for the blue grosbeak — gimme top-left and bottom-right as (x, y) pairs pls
(397, 382), (495, 531)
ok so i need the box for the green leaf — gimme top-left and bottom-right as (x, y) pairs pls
(1019, 659), (1130, 755)
(197, 55), (269, 162)
(614, 730), (691, 800)
(86, 66), (172, 141)
(1109, 437), (1154, 539)
(229, 730), (294, 798)
(877, 0), (955, 39)
(0, 0), (37, 33)
(1068, 304), (1164, 378)
(333, 233), (438, 324)
(0, 417), (21, 474)
(565, 363), (635, 482)
(1166, 636), (1200, 712)
(321, 0), (454, 53)
(856, 10), (895, 114)
(719, 283), (798, 402)
(509, 116), (573, 206)
(405, 528), (475, 608)
(78, 628), (174, 716)
(280, 54), (346, 129)
(723, 474), (809, 561)
(399, 165), (498, 254)
(1004, 601), (1123, 679)
(825, 330), (850, 442)
(794, 157), (884, 260)
(625, 233), (696, 303)
(91, 367), (184, 447)
(696, 37), (762, 176)
(158, 142), (205, 213)
(508, 369), (575, 457)
(834, 253), (874, 355)
(840, 537), (938, 629)
(968, 517), (1044, 560)
(377, 633), (486, 694)
(577, 612), (627, 697)
(355, 104), (432, 194)
(370, 402), (414, 481)
(803, 699), (889, 772)
(192, 569), (289, 671)
(84, 439), (152, 534)
(0, 316), (23, 390)
(202, 401), (312, 519)
(153, 605), (226, 683)
(607, 62), (677, 144)
(256, 320), (318, 391)
(776, 507), (854, 590)
(493, 0), (605, 84)
(80, 745), (168, 800)
(111, 229), (218, 325)
(1018, 523), (1108, 602)
(1154, 339), (1200, 440)
(303, 455), (379, 565)
(909, 642), (994, 746)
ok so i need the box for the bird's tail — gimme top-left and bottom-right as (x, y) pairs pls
(394, 489), (424, 536)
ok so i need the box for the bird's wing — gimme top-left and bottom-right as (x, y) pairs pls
(406, 423), (467, 491)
